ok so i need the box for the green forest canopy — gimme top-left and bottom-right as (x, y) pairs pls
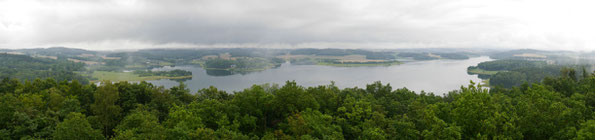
(1, 69), (594, 139)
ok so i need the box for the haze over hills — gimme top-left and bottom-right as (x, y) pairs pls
(2, 47), (595, 90)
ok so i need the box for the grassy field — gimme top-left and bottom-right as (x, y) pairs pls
(191, 59), (204, 65)
(466, 68), (497, 87)
(467, 67), (501, 75)
(124, 64), (146, 68)
(90, 71), (192, 82)
(159, 62), (175, 66)
(480, 79), (490, 87)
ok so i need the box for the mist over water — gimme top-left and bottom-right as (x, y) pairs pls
(147, 56), (491, 94)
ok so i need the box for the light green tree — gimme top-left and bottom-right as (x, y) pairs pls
(90, 81), (122, 137)
(113, 106), (166, 140)
(52, 112), (104, 140)
(574, 120), (595, 140)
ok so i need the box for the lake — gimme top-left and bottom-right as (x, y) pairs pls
(147, 56), (492, 94)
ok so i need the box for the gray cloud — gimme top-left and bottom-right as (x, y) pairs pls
(1, 0), (594, 50)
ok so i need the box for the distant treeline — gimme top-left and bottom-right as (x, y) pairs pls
(290, 49), (396, 60)
(0, 53), (88, 84)
(469, 59), (590, 88)
(16, 47), (96, 56)
(397, 52), (469, 60)
(487, 49), (549, 59)
(328, 60), (400, 64)
(474, 59), (547, 71)
(204, 58), (284, 70)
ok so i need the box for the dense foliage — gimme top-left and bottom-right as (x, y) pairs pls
(488, 66), (571, 88)
(1, 69), (594, 139)
(0, 54), (88, 84)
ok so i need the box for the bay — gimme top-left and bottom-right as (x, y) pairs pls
(148, 56), (491, 94)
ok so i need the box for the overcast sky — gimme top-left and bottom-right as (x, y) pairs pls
(1, 0), (594, 51)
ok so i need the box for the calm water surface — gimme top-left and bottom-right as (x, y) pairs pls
(148, 56), (491, 94)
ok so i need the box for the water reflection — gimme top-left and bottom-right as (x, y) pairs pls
(170, 77), (193, 82)
(206, 69), (234, 76)
(148, 56), (493, 94)
(205, 69), (264, 76)
(466, 72), (492, 79)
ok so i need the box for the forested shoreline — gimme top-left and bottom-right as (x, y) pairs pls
(1, 68), (594, 139)
(467, 59), (591, 88)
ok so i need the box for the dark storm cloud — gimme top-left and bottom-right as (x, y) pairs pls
(30, 0), (356, 44)
(21, 0), (494, 43)
(1, 0), (594, 50)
